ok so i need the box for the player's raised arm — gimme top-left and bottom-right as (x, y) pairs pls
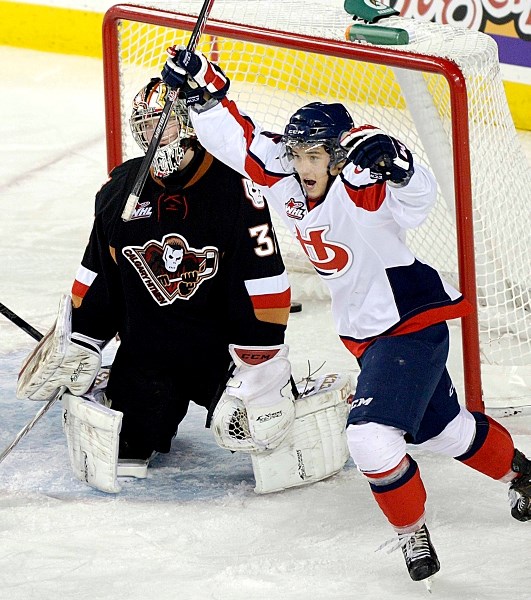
(161, 49), (285, 187)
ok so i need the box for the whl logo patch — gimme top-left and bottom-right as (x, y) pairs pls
(123, 233), (219, 305)
(285, 198), (305, 220)
(130, 201), (153, 220)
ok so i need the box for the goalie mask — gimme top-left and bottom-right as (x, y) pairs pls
(281, 102), (354, 170)
(130, 77), (196, 178)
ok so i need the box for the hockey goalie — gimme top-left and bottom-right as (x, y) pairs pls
(15, 76), (352, 494)
(17, 295), (351, 494)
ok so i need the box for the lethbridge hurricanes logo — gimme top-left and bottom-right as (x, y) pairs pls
(123, 233), (219, 305)
(294, 224), (352, 278)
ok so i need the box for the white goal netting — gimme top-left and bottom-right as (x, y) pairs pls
(103, 1), (531, 411)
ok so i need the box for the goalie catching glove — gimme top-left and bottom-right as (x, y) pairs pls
(16, 294), (105, 401)
(212, 344), (295, 452)
(340, 125), (414, 187)
(161, 46), (230, 107)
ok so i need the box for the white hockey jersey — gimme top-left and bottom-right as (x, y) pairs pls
(190, 98), (471, 357)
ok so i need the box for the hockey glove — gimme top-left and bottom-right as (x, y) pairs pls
(340, 125), (414, 187)
(16, 295), (104, 401)
(162, 46), (230, 103)
(160, 47), (187, 89)
(212, 344), (295, 452)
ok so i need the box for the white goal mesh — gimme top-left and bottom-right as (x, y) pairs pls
(102, 1), (531, 411)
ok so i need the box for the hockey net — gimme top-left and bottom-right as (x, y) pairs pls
(102, 1), (531, 413)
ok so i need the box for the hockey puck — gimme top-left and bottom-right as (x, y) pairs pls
(290, 301), (302, 313)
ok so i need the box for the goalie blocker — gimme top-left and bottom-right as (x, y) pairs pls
(16, 294), (105, 401)
(212, 370), (352, 494)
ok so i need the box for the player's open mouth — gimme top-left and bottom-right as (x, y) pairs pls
(303, 179), (316, 188)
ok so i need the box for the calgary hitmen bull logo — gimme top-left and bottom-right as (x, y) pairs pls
(123, 233), (219, 305)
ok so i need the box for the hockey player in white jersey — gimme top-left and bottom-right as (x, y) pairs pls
(162, 48), (531, 583)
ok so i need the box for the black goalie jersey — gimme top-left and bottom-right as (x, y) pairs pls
(71, 152), (291, 372)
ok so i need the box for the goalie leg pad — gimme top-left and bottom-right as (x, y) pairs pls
(62, 393), (123, 493)
(252, 372), (353, 493)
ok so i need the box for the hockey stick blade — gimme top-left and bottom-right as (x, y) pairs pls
(121, 0), (217, 222)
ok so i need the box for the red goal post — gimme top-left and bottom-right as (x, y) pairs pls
(101, 2), (531, 415)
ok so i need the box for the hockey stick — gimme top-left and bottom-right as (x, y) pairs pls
(121, 0), (216, 222)
(0, 388), (64, 465)
(0, 301), (43, 342)
(0, 307), (61, 466)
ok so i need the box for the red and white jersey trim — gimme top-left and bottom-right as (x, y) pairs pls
(72, 265), (97, 299)
(245, 270), (291, 309)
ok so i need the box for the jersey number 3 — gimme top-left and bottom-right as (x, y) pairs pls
(249, 224), (275, 257)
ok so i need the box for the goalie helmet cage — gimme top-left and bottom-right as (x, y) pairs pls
(102, 1), (531, 414)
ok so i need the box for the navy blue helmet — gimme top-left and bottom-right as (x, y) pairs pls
(282, 102), (354, 167)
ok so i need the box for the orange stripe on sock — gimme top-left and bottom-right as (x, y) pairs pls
(460, 416), (515, 480)
(369, 459), (427, 530)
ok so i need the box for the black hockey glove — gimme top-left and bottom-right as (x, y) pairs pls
(340, 125), (414, 187)
(161, 47), (188, 89)
(162, 46), (230, 103)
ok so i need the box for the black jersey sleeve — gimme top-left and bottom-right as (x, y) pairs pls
(223, 176), (291, 347)
(70, 164), (133, 340)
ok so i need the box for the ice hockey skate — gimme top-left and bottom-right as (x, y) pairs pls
(509, 449), (531, 522)
(399, 524), (440, 582)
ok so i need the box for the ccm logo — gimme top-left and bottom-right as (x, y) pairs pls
(238, 350), (279, 365)
(349, 396), (374, 409)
